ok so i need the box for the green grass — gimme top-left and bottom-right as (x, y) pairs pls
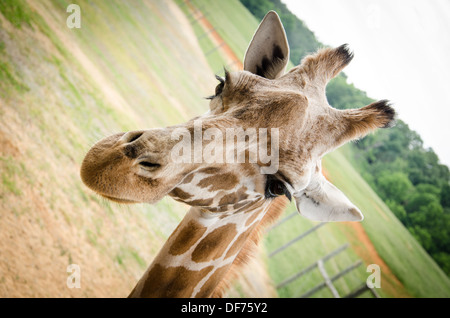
(0, 156), (26, 196)
(0, 0), (33, 29)
(0, 58), (29, 97)
(177, 0), (259, 75)
(2, 175), (21, 196)
(189, 0), (259, 62)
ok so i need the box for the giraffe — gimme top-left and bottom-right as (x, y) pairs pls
(80, 11), (395, 297)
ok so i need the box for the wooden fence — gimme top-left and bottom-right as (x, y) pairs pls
(268, 213), (380, 298)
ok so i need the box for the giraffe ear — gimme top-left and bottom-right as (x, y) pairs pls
(244, 11), (289, 79)
(294, 170), (364, 222)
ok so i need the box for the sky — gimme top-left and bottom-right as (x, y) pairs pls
(283, 0), (450, 167)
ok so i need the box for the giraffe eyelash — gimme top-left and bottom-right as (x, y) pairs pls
(265, 175), (292, 201)
(215, 74), (225, 84)
(205, 71), (228, 100)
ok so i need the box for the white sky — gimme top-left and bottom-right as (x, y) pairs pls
(283, 0), (450, 167)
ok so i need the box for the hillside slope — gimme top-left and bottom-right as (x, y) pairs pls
(0, 0), (214, 297)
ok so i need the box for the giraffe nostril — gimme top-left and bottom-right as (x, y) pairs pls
(121, 131), (144, 144)
(129, 134), (141, 143)
(128, 132), (143, 143)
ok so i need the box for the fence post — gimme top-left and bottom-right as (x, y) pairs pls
(296, 260), (362, 298)
(317, 259), (340, 298)
(276, 243), (349, 289)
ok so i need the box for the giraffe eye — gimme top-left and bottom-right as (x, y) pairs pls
(269, 181), (285, 196)
(265, 176), (291, 200)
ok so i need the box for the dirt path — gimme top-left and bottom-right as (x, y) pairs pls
(321, 165), (409, 297)
(185, 1), (243, 70)
(339, 221), (410, 297)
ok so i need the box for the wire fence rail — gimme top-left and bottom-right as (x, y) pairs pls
(268, 213), (381, 298)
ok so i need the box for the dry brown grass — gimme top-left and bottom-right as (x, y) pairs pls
(0, 0), (208, 297)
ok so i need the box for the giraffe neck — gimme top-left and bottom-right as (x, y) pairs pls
(128, 199), (273, 298)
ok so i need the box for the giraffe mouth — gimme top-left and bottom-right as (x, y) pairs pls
(101, 194), (138, 204)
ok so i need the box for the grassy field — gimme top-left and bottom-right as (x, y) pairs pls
(0, 0), (213, 297)
(1, 0), (449, 298)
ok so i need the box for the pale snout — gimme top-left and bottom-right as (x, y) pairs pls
(80, 129), (186, 204)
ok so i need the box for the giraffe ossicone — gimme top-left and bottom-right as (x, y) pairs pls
(81, 11), (395, 297)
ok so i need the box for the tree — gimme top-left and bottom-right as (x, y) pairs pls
(386, 200), (407, 223)
(376, 171), (413, 203)
(440, 183), (450, 208)
(432, 252), (450, 276)
(408, 225), (432, 251)
(326, 75), (373, 110)
(415, 183), (440, 197)
(405, 191), (440, 214)
(407, 148), (449, 187)
(409, 201), (442, 227)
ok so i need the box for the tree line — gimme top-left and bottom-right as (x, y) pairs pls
(240, 0), (450, 275)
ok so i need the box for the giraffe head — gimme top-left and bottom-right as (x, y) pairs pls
(81, 11), (394, 222)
